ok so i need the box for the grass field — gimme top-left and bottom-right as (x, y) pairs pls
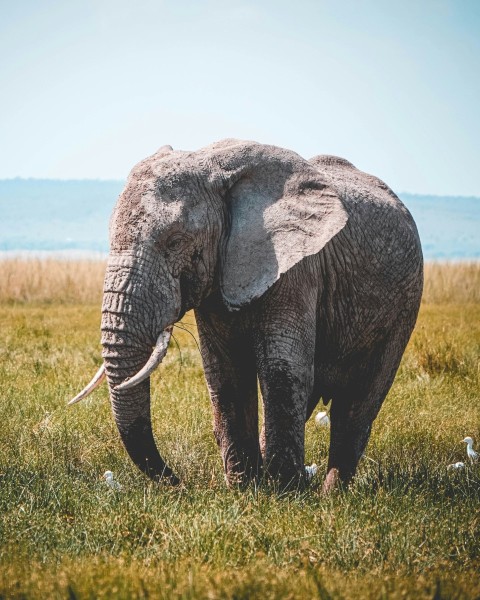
(0, 260), (479, 599)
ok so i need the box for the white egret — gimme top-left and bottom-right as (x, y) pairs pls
(315, 411), (330, 427)
(447, 462), (465, 470)
(305, 464), (318, 481)
(462, 437), (478, 463)
(103, 470), (122, 490)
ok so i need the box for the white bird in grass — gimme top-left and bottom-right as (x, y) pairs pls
(304, 464), (318, 481)
(315, 411), (330, 427)
(447, 462), (465, 470)
(462, 437), (478, 463)
(103, 470), (122, 490)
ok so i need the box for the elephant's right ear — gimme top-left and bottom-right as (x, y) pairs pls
(219, 153), (348, 309)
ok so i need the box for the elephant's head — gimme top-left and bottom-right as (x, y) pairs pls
(71, 139), (348, 482)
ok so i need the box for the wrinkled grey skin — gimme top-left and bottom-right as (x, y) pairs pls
(100, 139), (423, 492)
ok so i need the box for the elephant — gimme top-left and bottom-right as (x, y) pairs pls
(70, 139), (423, 492)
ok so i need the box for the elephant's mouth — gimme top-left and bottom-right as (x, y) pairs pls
(67, 325), (173, 404)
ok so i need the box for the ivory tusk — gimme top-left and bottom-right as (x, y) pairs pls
(68, 364), (106, 406)
(115, 327), (173, 392)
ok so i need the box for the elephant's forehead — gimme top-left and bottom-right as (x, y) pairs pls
(111, 179), (185, 246)
(143, 191), (183, 220)
(125, 195), (184, 226)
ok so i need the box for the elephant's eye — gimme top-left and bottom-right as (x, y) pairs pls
(166, 234), (185, 252)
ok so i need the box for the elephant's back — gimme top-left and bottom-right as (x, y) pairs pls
(309, 156), (423, 359)
(310, 154), (412, 215)
(310, 155), (422, 271)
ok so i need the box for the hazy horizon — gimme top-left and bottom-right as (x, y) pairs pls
(1, 179), (478, 261)
(2, 177), (480, 200)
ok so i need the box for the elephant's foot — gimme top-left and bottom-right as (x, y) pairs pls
(223, 448), (262, 489)
(224, 469), (262, 489)
(322, 468), (341, 494)
(264, 458), (308, 492)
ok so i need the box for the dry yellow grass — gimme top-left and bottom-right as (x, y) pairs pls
(0, 258), (106, 304)
(0, 259), (478, 305)
(423, 262), (480, 304)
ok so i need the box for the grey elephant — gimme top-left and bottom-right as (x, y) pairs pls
(70, 139), (423, 492)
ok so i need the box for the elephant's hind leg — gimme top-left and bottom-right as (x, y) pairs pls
(323, 329), (411, 493)
(323, 395), (375, 493)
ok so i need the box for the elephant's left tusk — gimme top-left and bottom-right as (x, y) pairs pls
(68, 364), (106, 405)
(115, 327), (173, 392)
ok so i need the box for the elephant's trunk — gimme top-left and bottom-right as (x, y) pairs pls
(115, 327), (172, 391)
(101, 292), (179, 484)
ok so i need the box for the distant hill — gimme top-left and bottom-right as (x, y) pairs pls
(0, 179), (478, 260)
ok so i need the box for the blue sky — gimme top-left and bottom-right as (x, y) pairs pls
(1, 0), (479, 195)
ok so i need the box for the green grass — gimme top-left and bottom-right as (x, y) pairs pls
(1, 295), (479, 597)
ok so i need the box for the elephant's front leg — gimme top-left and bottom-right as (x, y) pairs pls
(257, 359), (313, 488)
(253, 305), (316, 489)
(195, 308), (261, 487)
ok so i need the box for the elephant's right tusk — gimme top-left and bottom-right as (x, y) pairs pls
(115, 327), (173, 392)
(68, 364), (106, 405)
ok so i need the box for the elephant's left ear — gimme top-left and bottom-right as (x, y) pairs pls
(220, 169), (348, 309)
